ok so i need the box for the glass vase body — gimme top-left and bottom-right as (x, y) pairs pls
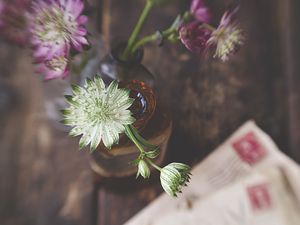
(89, 43), (172, 178)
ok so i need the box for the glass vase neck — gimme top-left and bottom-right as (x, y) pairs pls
(110, 42), (144, 67)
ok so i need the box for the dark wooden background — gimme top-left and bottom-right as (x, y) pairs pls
(1, 0), (300, 225)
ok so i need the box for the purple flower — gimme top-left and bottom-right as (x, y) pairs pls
(0, 0), (31, 46)
(179, 21), (212, 55)
(30, 0), (88, 60)
(207, 7), (244, 61)
(36, 48), (70, 80)
(190, 0), (211, 23)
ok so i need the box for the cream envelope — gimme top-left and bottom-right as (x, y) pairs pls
(125, 121), (300, 225)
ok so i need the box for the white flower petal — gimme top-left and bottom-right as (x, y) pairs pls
(90, 124), (103, 151)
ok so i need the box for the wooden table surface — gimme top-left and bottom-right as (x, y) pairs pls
(1, 0), (300, 225)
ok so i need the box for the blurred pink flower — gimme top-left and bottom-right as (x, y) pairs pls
(190, 0), (211, 23)
(30, 0), (88, 79)
(207, 7), (244, 61)
(36, 47), (70, 80)
(179, 21), (212, 55)
(0, 0), (31, 46)
(30, 0), (88, 60)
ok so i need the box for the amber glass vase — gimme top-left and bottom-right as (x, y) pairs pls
(89, 43), (172, 178)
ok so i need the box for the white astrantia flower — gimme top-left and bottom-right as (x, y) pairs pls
(62, 76), (136, 151)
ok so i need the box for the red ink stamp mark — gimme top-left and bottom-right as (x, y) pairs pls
(247, 183), (272, 211)
(232, 132), (267, 165)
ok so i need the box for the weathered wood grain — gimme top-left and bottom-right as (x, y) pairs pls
(97, 0), (292, 224)
(0, 0), (299, 225)
(0, 48), (95, 225)
(282, 0), (300, 163)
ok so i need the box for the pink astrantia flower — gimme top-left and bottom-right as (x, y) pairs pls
(36, 48), (70, 80)
(190, 0), (211, 23)
(0, 0), (30, 46)
(207, 7), (244, 61)
(179, 21), (212, 55)
(30, 0), (88, 79)
(30, 0), (88, 60)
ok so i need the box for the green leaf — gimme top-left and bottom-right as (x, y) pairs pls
(145, 148), (160, 159)
(128, 125), (158, 149)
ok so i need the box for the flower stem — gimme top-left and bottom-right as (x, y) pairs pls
(146, 158), (162, 171)
(122, 0), (154, 60)
(125, 125), (145, 154)
(131, 27), (176, 54)
(131, 34), (157, 54)
(125, 125), (162, 172)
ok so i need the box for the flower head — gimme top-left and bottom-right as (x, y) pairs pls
(190, 0), (211, 23)
(30, 0), (88, 58)
(160, 163), (191, 197)
(63, 76), (136, 150)
(179, 21), (212, 55)
(36, 48), (70, 80)
(0, 0), (31, 46)
(207, 7), (244, 61)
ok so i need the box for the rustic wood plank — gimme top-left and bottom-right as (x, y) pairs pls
(0, 49), (95, 225)
(0, 0), (297, 225)
(0, 0), (105, 224)
(282, 0), (300, 163)
(98, 0), (290, 224)
(97, 177), (162, 225)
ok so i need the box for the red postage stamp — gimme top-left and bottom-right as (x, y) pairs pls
(232, 132), (267, 165)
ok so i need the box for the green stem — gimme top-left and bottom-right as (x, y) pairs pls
(125, 125), (145, 154)
(131, 34), (157, 54)
(146, 158), (162, 171)
(129, 11), (196, 54)
(131, 27), (175, 54)
(122, 0), (154, 60)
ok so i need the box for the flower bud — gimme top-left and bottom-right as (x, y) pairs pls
(137, 160), (151, 179)
(160, 163), (191, 197)
(179, 21), (212, 55)
(190, 0), (212, 23)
